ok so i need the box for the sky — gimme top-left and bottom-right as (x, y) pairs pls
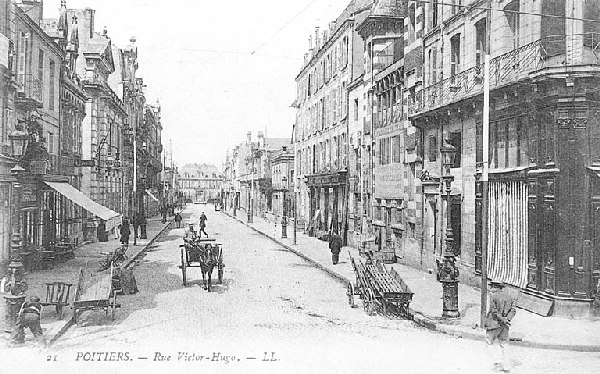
(43, 0), (353, 170)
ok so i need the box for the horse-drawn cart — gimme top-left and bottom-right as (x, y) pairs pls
(73, 263), (120, 323)
(179, 237), (224, 290)
(348, 253), (413, 316)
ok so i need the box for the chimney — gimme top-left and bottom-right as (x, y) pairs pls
(314, 27), (320, 49)
(308, 35), (313, 50)
(247, 131), (252, 144)
(21, 0), (43, 26)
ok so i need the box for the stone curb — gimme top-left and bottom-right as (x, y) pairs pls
(46, 219), (173, 346)
(222, 211), (600, 353)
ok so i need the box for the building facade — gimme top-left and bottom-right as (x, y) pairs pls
(409, 0), (600, 315)
(294, 0), (371, 243)
(178, 163), (223, 204)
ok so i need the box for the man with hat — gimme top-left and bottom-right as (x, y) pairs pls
(484, 279), (517, 372)
(183, 223), (197, 243)
(12, 296), (46, 346)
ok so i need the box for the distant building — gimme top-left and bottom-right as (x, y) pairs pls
(178, 163), (223, 203)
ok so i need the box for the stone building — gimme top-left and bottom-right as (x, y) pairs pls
(178, 163), (223, 204)
(69, 7), (125, 238)
(270, 145), (294, 220)
(294, 0), (371, 243)
(410, 0), (600, 316)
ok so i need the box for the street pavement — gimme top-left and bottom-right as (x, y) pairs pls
(1, 204), (599, 374)
(230, 209), (600, 352)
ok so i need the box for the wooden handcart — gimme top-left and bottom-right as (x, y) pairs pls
(179, 237), (224, 287)
(73, 263), (120, 324)
(348, 253), (413, 317)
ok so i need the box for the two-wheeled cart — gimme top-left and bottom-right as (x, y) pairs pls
(73, 263), (120, 323)
(348, 253), (413, 317)
(179, 237), (224, 287)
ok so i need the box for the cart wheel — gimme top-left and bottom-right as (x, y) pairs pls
(347, 282), (356, 308)
(181, 247), (187, 286)
(364, 289), (376, 316)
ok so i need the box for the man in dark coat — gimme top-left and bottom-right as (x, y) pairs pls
(120, 218), (131, 248)
(12, 296), (46, 346)
(198, 212), (208, 237)
(329, 231), (343, 265)
(132, 213), (140, 244)
(174, 212), (183, 228)
(484, 280), (517, 372)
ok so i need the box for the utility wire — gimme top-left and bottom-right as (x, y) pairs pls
(136, 45), (301, 61)
(250, 0), (321, 55)
(411, 0), (600, 24)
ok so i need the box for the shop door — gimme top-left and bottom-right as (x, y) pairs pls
(527, 177), (556, 294)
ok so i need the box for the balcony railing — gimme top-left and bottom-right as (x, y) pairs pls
(413, 34), (600, 115)
(15, 73), (43, 104)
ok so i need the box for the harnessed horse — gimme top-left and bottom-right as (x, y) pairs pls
(187, 240), (219, 291)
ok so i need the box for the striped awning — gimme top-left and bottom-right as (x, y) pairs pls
(487, 181), (529, 288)
(45, 181), (121, 230)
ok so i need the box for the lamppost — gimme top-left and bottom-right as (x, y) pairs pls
(437, 139), (459, 318)
(4, 123), (30, 332)
(281, 176), (288, 239)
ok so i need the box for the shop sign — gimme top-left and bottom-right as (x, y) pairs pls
(76, 159), (96, 167)
(21, 183), (37, 207)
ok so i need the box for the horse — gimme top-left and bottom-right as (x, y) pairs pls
(197, 243), (220, 292)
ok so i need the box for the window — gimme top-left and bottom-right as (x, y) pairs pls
(49, 60), (55, 110)
(38, 49), (44, 102)
(354, 98), (359, 121)
(408, 4), (416, 44)
(428, 48), (438, 85)
(450, 34), (461, 77)
(449, 131), (461, 168)
(475, 19), (487, 66)
(432, 0), (438, 28)
(504, 0), (520, 51)
(392, 135), (401, 163)
(428, 135), (437, 162)
(47, 132), (54, 155)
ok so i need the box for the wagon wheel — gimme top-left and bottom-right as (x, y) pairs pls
(346, 282), (356, 308)
(363, 288), (376, 316)
(181, 247), (187, 286)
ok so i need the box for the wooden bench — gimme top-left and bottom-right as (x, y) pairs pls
(41, 282), (73, 319)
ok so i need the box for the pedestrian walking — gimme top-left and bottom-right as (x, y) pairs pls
(161, 206), (167, 223)
(132, 213), (140, 244)
(199, 212), (208, 237)
(329, 231), (342, 265)
(120, 218), (131, 250)
(484, 279), (517, 372)
(97, 219), (108, 242)
(175, 212), (183, 228)
(12, 296), (46, 346)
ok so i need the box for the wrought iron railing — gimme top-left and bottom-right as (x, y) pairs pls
(15, 73), (43, 103)
(413, 33), (600, 115)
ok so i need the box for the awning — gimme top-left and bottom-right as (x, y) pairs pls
(146, 189), (159, 202)
(45, 181), (121, 230)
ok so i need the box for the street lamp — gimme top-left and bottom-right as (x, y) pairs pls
(281, 176), (288, 239)
(9, 123), (29, 158)
(437, 138), (459, 318)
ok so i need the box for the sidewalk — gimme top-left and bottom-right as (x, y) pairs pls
(0, 216), (172, 347)
(223, 209), (600, 352)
